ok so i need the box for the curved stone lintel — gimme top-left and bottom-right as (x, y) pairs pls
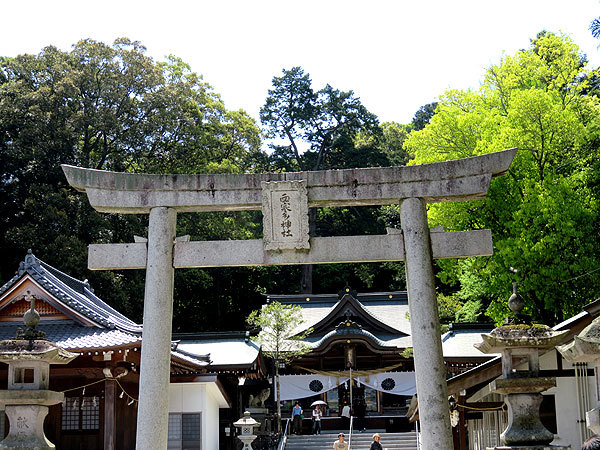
(62, 148), (517, 214)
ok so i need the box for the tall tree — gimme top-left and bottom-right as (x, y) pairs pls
(261, 67), (386, 292)
(403, 32), (600, 324)
(0, 38), (264, 322)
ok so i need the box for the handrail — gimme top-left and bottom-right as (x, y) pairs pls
(348, 415), (354, 450)
(277, 418), (291, 450)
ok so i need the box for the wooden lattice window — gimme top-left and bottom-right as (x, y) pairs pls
(61, 396), (100, 431)
(168, 413), (201, 450)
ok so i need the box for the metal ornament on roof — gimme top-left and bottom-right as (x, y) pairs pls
(15, 291), (46, 341)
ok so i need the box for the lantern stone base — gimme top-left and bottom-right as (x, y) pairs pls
(0, 390), (64, 449)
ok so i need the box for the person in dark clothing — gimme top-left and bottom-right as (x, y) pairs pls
(370, 433), (383, 450)
(583, 435), (600, 450)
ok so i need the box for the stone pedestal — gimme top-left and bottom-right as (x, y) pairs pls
(0, 390), (64, 450)
(502, 393), (552, 446)
(2, 405), (53, 449)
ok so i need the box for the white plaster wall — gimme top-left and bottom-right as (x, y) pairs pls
(204, 386), (223, 450)
(169, 383), (214, 450)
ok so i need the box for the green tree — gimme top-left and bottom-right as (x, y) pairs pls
(0, 38), (263, 321)
(247, 301), (312, 432)
(261, 66), (384, 172)
(404, 32), (600, 324)
(261, 67), (388, 293)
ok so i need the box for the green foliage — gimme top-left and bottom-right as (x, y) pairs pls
(437, 293), (463, 323)
(455, 299), (483, 323)
(404, 32), (600, 325)
(401, 347), (413, 359)
(247, 301), (312, 361)
(0, 38), (264, 323)
(260, 66), (384, 171)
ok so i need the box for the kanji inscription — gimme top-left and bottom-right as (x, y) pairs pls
(262, 180), (309, 251)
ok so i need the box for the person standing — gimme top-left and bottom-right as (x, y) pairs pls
(312, 405), (322, 435)
(341, 402), (351, 430)
(333, 432), (348, 450)
(370, 433), (383, 450)
(291, 401), (303, 435)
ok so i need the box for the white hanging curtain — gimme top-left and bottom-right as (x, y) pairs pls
(356, 371), (417, 396)
(279, 374), (350, 401)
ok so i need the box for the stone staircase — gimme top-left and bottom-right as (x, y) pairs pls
(284, 431), (418, 450)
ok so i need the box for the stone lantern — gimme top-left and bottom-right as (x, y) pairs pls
(557, 315), (600, 434)
(233, 411), (260, 450)
(0, 292), (78, 449)
(474, 283), (569, 449)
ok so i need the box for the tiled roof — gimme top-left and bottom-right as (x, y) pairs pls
(0, 253), (211, 371)
(0, 251), (142, 334)
(265, 292), (412, 336)
(441, 323), (498, 358)
(175, 333), (260, 368)
(0, 321), (140, 350)
(306, 328), (412, 349)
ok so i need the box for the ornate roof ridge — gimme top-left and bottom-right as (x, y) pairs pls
(1, 251), (142, 334)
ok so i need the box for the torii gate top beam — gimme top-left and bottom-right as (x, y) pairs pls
(61, 148), (517, 214)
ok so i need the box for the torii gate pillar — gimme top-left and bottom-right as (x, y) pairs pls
(402, 197), (452, 446)
(136, 207), (177, 450)
(62, 148), (517, 450)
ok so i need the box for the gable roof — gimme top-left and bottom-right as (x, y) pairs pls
(264, 289), (413, 352)
(0, 251), (142, 334)
(265, 290), (412, 337)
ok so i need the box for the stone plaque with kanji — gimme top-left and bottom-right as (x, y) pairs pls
(262, 180), (309, 251)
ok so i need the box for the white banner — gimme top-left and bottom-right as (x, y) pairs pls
(356, 371), (416, 396)
(279, 374), (350, 401)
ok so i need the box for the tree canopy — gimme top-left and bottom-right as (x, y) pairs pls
(0, 38), (264, 323)
(403, 32), (600, 324)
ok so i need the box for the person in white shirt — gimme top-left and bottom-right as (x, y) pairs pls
(312, 405), (322, 435)
(341, 402), (351, 429)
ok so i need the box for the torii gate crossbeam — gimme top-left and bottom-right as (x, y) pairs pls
(62, 148), (516, 450)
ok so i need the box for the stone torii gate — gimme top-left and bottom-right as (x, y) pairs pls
(62, 148), (516, 450)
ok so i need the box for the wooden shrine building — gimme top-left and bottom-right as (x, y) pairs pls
(265, 287), (498, 433)
(0, 251), (263, 450)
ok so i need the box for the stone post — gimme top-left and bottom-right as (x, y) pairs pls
(135, 207), (177, 450)
(400, 197), (453, 450)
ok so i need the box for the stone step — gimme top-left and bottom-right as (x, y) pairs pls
(285, 431), (418, 450)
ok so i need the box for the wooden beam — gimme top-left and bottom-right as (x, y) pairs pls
(104, 379), (116, 450)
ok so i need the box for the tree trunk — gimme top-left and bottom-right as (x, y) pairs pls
(300, 208), (317, 293)
(275, 363), (282, 433)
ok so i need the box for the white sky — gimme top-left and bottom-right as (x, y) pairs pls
(3, 1), (600, 125)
